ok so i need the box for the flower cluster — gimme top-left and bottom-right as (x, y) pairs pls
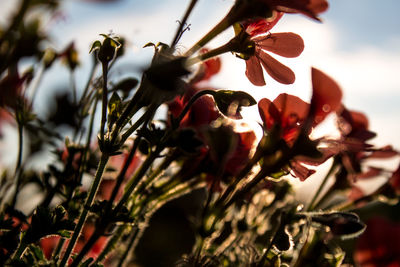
(0, 1), (398, 267)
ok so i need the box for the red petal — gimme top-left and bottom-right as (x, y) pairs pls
(258, 98), (281, 130)
(273, 93), (309, 121)
(242, 11), (284, 36)
(245, 55), (265, 86)
(356, 167), (383, 180)
(310, 68), (343, 124)
(254, 32), (304, 58)
(258, 50), (295, 84)
(368, 145), (398, 159)
(268, 0), (329, 21)
(290, 160), (315, 181)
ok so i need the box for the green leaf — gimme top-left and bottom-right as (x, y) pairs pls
(213, 90), (256, 118)
(89, 40), (101, 54)
(310, 211), (366, 239)
(107, 92), (122, 127)
(112, 78), (138, 94)
(22, 206), (75, 244)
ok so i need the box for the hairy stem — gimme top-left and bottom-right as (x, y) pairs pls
(59, 154), (109, 267)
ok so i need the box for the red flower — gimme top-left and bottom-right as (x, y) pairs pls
(242, 14), (304, 86)
(354, 217), (400, 267)
(258, 93), (308, 145)
(260, 0), (329, 21)
(224, 128), (257, 176)
(191, 48), (222, 84)
(333, 108), (398, 183)
(257, 68), (342, 180)
(168, 86), (221, 128)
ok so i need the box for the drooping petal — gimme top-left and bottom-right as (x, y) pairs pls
(253, 32), (304, 58)
(258, 98), (281, 130)
(245, 55), (266, 86)
(290, 160), (316, 181)
(266, 0), (329, 21)
(257, 50), (295, 84)
(367, 145), (398, 159)
(310, 67), (342, 125)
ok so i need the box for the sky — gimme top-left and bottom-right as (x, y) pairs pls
(1, 0), (399, 179)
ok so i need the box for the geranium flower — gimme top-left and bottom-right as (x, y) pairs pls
(330, 108), (398, 187)
(257, 68), (342, 180)
(241, 14), (304, 86)
(168, 53), (222, 128)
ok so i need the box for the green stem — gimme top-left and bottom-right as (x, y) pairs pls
(113, 150), (160, 215)
(184, 7), (236, 57)
(175, 89), (216, 125)
(59, 154), (109, 267)
(307, 161), (338, 211)
(106, 136), (140, 211)
(118, 104), (157, 145)
(51, 237), (65, 261)
(11, 118), (24, 208)
(186, 41), (233, 66)
(70, 70), (77, 105)
(100, 62), (109, 146)
(133, 150), (178, 198)
(93, 224), (125, 265)
(116, 222), (141, 267)
(223, 151), (292, 209)
(312, 184), (337, 210)
(10, 241), (27, 261)
(15, 119), (23, 174)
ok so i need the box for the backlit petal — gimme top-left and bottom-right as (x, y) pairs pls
(310, 67), (342, 124)
(258, 98), (281, 130)
(254, 32), (304, 58)
(258, 50), (295, 84)
(245, 55), (265, 86)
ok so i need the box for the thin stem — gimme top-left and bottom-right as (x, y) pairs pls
(59, 154), (109, 267)
(116, 222), (141, 267)
(184, 7), (236, 57)
(93, 224), (125, 265)
(171, 0), (199, 48)
(113, 149), (160, 215)
(80, 58), (98, 107)
(70, 70), (77, 105)
(15, 117), (23, 173)
(175, 89), (216, 125)
(100, 62), (109, 146)
(10, 241), (27, 261)
(51, 237), (65, 261)
(224, 151), (292, 209)
(307, 160), (338, 211)
(78, 97), (99, 184)
(106, 137), (140, 210)
(312, 184), (337, 210)
(11, 118), (24, 208)
(256, 222), (282, 267)
(70, 225), (104, 267)
(118, 104), (156, 145)
(29, 64), (45, 103)
(186, 41), (233, 66)
(134, 150), (178, 197)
